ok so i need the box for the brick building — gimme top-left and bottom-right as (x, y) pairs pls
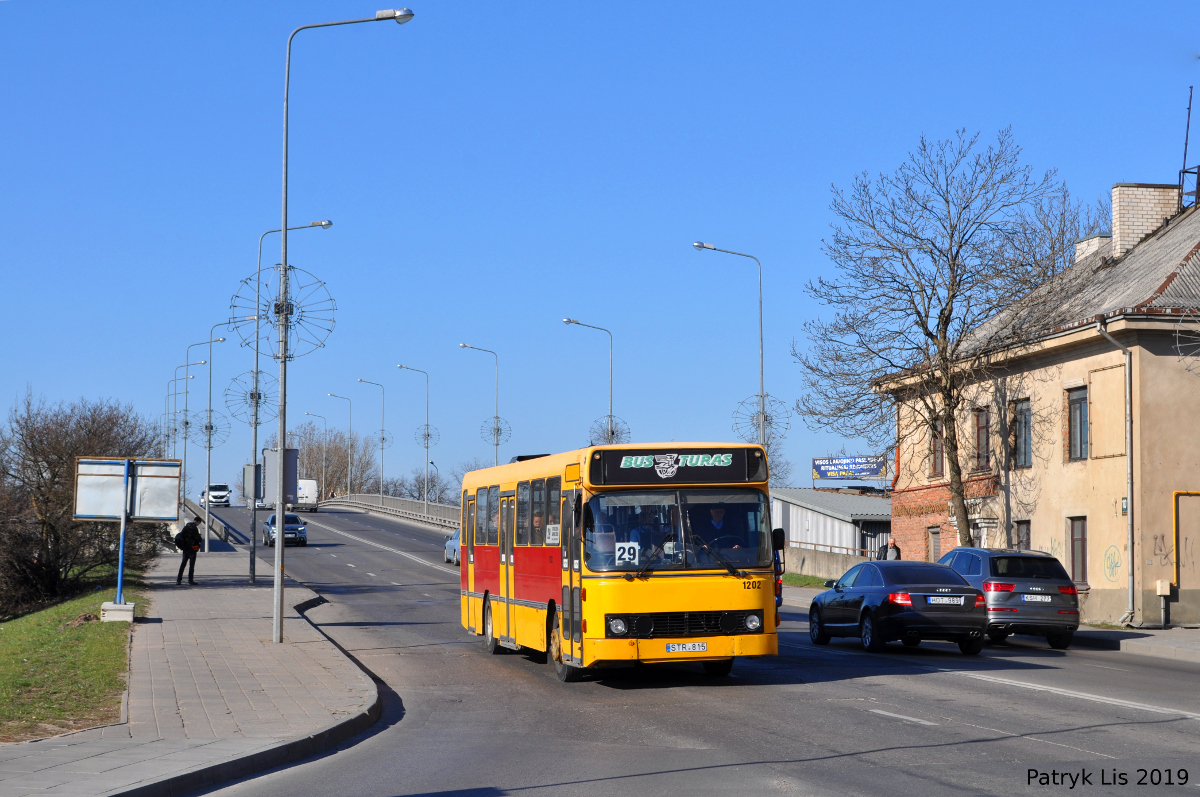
(886, 182), (1200, 625)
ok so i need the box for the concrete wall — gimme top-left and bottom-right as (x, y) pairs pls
(783, 546), (867, 581)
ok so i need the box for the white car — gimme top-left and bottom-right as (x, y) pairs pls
(199, 483), (231, 507)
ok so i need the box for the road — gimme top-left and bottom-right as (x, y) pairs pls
(197, 506), (1200, 796)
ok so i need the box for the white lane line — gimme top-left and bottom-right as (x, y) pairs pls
(367, 573), (377, 577)
(307, 518), (459, 576)
(780, 641), (1200, 721)
(936, 669), (1200, 720)
(347, 563), (356, 568)
(1081, 663), (1131, 672)
(391, 582), (400, 586)
(869, 709), (938, 726)
(952, 719), (1115, 759)
(330, 554), (337, 557)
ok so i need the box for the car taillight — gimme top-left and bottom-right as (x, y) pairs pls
(887, 592), (912, 606)
(1057, 609), (1079, 615)
(990, 607), (1018, 612)
(1059, 585), (1078, 595)
(974, 594), (986, 607)
(983, 582), (1015, 592)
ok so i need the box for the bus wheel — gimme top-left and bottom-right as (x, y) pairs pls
(702, 658), (734, 677)
(550, 614), (582, 682)
(482, 598), (500, 655)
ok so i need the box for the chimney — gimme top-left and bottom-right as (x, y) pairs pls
(1074, 233), (1111, 263)
(1111, 183), (1181, 258)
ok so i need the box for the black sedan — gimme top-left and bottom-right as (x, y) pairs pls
(808, 561), (987, 655)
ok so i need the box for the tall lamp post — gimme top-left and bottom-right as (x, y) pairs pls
(358, 379), (385, 507)
(459, 343), (500, 465)
(272, 7), (414, 645)
(251, 221), (330, 584)
(304, 412), (327, 501)
(329, 394), (352, 498)
(693, 242), (766, 446)
(166, 376), (192, 458)
(563, 318), (614, 442)
(397, 364), (430, 514)
(202, 324), (233, 552)
(175, 359), (206, 505)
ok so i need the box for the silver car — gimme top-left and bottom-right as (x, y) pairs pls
(938, 547), (1079, 648)
(444, 532), (461, 566)
(263, 513), (308, 547)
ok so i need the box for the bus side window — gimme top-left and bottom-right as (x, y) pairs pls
(516, 481), (530, 545)
(487, 485), (499, 545)
(475, 488), (487, 546)
(547, 477), (561, 546)
(530, 478), (546, 546)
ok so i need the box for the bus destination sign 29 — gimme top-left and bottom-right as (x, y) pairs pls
(591, 448), (766, 485)
(811, 455), (886, 481)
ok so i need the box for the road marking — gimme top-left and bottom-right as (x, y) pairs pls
(330, 554), (337, 557)
(1081, 663), (1131, 672)
(391, 582), (400, 586)
(869, 709), (938, 726)
(307, 519), (459, 576)
(952, 719), (1115, 758)
(780, 641), (1200, 721)
(367, 573), (376, 577)
(347, 563), (356, 568)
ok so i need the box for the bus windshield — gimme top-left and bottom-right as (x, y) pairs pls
(583, 488), (770, 572)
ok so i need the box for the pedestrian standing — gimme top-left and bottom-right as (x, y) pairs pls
(175, 516), (203, 585)
(876, 537), (902, 561)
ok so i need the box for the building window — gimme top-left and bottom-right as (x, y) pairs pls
(930, 420), (944, 477)
(1013, 399), (1032, 468)
(1014, 520), (1030, 550)
(974, 409), (990, 470)
(1068, 387), (1088, 461)
(1069, 517), (1087, 583)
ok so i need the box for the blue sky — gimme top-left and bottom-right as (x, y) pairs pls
(2, 1), (1198, 494)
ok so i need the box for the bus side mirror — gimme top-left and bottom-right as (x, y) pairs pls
(573, 493), (582, 528)
(771, 528), (785, 551)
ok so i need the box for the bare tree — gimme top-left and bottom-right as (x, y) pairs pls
(794, 129), (1097, 546)
(268, 423), (377, 498)
(451, 456), (492, 491)
(0, 392), (165, 617)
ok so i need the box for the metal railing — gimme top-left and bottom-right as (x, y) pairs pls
(787, 540), (870, 558)
(319, 493), (460, 530)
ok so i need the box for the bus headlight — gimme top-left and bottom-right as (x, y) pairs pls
(608, 617), (627, 636)
(745, 614), (762, 631)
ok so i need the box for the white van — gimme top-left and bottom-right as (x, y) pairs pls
(294, 479), (319, 512)
(200, 483), (231, 507)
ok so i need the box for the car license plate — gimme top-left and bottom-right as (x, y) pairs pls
(927, 596), (963, 605)
(1022, 594), (1052, 602)
(665, 642), (707, 653)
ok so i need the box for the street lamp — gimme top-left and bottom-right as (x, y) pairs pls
(202, 325), (233, 553)
(563, 318), (614, 443)
(460, 343), (500, 466)
(165, 378), (191, 458)
(305, 412), (327, 501)
(175, 358), (206, 505)
(692, 242), (766, 446)
(251, 220), (329, 585)
(329, 394), (352, 498)
(272, 7), (415, 645)
(397, 364), (431, 515)
(358, 379), (385, 508)
(428, 460), (439, 503)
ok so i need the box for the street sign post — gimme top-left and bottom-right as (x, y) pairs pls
(74, 457), (181, 619)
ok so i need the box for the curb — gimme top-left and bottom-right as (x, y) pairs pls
(105, 594), (382, 797)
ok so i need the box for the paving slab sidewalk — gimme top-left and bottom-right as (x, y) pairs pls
(781, 585), (1200, 664)
(0, 551), (379, 797)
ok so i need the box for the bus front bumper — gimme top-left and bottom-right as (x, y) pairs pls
(583, 633), (777, 667)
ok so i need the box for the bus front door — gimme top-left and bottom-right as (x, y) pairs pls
(560, 489), (581, 664)
(500, 495), (516, 646)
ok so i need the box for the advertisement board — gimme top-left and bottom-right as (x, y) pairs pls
(811, 455), (887, 481)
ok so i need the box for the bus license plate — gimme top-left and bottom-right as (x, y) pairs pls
(1022, 594), (1052, 602)
(666, 642), (707, 653)
(927, 596), (962, 605)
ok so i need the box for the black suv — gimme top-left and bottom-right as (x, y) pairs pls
(938, 547), (1079, 648)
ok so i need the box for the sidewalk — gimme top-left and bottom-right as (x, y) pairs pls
(0, 551), (379, 797)
(780, 585), (1200, 664)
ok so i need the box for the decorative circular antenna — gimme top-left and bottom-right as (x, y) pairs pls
(373, 430), (394, 450)
(188, 410), (231, 449)
(229, 264), (336, 360)
(414, 424), (441, 448)
(732, 394), (790, 444)
(480, 416), (512, 447)
(1175, 311), (1200, 375)
(589, 415), (630, 445)
(224, 370), (279, 425)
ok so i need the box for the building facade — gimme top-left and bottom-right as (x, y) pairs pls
(888, 183), (1200, 626)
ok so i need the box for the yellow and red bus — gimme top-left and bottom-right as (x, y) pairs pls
(458, 443), (783, 681)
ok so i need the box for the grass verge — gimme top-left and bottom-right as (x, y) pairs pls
(0, 583), (145, 743)
(782, 573), (831, 589)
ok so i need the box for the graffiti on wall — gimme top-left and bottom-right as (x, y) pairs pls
(1103, 546), (1121, 582)
(1152, 535), (1175, 567)
(1048, 536), (1064, 564)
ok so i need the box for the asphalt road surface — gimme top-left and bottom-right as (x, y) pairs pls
(196, 506), (1200, 796)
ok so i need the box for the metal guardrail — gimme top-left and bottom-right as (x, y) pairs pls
(319, 493), (460, 530)
(788, 540), (870, 558)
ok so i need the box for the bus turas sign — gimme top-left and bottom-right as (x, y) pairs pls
(811, 455), (887, 480)
(590, 448), (766, 485)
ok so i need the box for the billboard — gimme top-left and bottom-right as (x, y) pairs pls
(74, 458), (181, 521)
(811, 455), (887, 481)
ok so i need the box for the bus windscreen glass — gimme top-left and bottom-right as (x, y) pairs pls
(583, 488), (770, 572)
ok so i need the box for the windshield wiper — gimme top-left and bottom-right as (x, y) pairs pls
(630, 528), (677, 579)
(690, 532), (744, 578)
